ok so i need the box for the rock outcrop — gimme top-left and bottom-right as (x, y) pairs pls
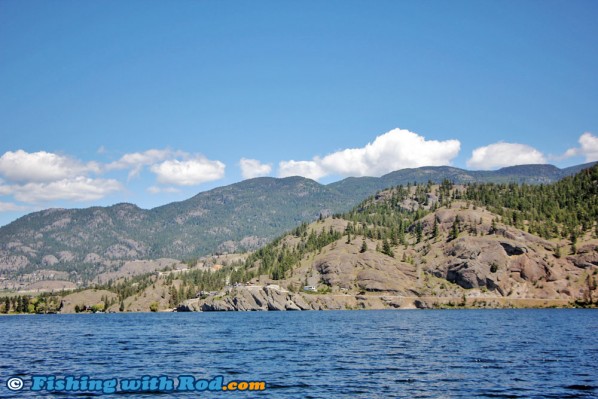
(178, 285), (313, 311)
(315, 251), (416, 294)
(428, 236), (556, 295)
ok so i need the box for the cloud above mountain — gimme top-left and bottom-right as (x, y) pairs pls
(0, 150), (119, 205)
(467, 142), (547, 170)
(108, 149), (226, 187)
(0, 150), (101, 183)
(563, 132), (598, 162)
(0, 177), (122, 203)
(278, 128), (461, 180)
(150, 157), (225, 186)
(0, 148), (227, 207)
(0, 130), (592, 217)
(240, 158), (272, 179)
(107, 149), (185, 179)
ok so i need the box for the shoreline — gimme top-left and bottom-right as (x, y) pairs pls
(1, 299), (595, 315)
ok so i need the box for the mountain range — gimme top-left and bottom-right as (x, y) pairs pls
(0, 162), (594, 284)
(60, 164), (598, 312)
(182, 164), (598, 311)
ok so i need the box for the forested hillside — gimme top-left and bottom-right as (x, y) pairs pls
(3, 165), (596, 313)
(0, 163), (593, 287)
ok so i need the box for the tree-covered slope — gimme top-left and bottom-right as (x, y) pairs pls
(4, 164), (597, 311)
(0, 176), (347, 280)
(0, 163), (594, 284)
(328, 163), (593, 200)
(187, 164), (597, 310)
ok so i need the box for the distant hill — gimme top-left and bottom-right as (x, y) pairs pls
(0, 162), (594, 284)
(329, 163), (596, 199)
(0, 176), (347, 282)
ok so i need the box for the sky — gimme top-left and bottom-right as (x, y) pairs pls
(0, 0), (597, 227)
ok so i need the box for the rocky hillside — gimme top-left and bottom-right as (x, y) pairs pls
(178, 206), (596, 311)
(0, 163), (593, 285)
(179, 165), (598, 310)
(6, 165), (595, 314)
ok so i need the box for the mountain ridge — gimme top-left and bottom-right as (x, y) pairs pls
(179, 165), (597, 311)
(0, 162), (595, 286)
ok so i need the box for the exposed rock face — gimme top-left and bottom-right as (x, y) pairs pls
(316, 251), (417, 294)
(315, 254), (358, 289)
(178, 285), (313, 311)
(428, 235), (567, 298)
(569, 245), (598, 269)
(430, 237), (511, 290)
(500, 242), (527, 256)
(177, 287), (419, 312)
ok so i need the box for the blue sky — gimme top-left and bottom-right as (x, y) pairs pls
(0, 0), (597, 226)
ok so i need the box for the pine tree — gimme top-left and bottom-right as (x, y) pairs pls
(382, 239), (394, 257)
(554, 245), (562, 259)
(415, 222), (423, 243)
(432, 218), (439, 239)
(360, 239), (368, 253)
(449, 219), (460, 241)
(390, 229), (398, 246)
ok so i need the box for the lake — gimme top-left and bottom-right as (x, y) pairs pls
(0, 309), (597, 398)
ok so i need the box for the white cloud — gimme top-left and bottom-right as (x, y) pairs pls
(1, 177), (123, 203)
(467, 142), (547, 170)
(0, 201), (29, 212)
(579, 133), (598, 161)
(562, 148), (578, 159)
(278, 160), (327, 180)
(107, 149), (184, 179)
(563, 132), (598, 162)
(239, 158), (272, 179)
(278, 128), (460, 180)
(0, 150), (100, 183)
(150, 157), (225, 186)
(0, 147), (226, 208)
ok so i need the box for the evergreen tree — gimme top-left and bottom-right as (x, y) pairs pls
(449, 219), (460, 241)
(390, 229), (398, 246)
(415, 222), (423, 243)
(554, 245), (562, 259)
(360, 239), (368, 253)
(432, 218), (439, 239)
(382, 239), (394, 257)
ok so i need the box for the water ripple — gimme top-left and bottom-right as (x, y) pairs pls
(0, 310), (597, 399)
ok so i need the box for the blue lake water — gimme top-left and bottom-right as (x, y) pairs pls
(0, 309), (597, 398)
